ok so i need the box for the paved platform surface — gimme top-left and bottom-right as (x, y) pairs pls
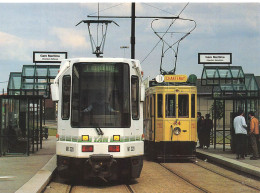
(196, 145), (260, 178)
(0, 121), (57, 193)
(1, 122), (260, 193)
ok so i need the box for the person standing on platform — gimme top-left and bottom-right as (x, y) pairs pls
(197, 112), (203, 148)
(204, 114), (213, 149)
(248, 111), (259, 160)
(233, 110), (247, 160)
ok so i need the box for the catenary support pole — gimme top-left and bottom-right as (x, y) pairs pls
(131, 3), (135, 59)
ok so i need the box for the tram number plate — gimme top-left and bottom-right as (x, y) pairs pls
(127, 146), (135, 152)
(66, 146), (74, 152)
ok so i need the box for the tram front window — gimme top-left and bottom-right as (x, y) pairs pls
(71, 62), (130, 128)
(178, 94), (189, 117)
(166, 94), (176, 118)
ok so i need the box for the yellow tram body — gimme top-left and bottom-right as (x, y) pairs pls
(144, 76), (197, 160)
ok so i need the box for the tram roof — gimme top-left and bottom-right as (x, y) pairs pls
(60, 57), (140, 64)
(54, 57), (142, 84)
(146, 80), (197, 94)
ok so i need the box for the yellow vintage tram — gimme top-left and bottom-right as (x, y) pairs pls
(144, 74), (197, 160)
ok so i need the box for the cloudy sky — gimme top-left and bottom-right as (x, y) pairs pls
(0, 2), (259, 91)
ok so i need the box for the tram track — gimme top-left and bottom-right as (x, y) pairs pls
(160, 159), (260, 193)
(125, 184), (135, 193)
(44, 160), (260, 193)
(45, 182), (135, 193)
(159, 163), (209, 193)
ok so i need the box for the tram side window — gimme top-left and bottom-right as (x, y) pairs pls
(178, 94), (189, 118)
(191, 94), (195, 118)
(157, 94), (163, 118)
(166, 94), (176, 118)
(131, 76), (139, 120)
(145, 96), (149, 119)
(62, 75), (71, 120)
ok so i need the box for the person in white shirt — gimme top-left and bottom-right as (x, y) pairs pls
(233, 110), (248, 160)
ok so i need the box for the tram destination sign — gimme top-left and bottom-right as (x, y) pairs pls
(33, 51), (67, 63)
(164, 75), (188, 83)
(198, 53), (232, 64)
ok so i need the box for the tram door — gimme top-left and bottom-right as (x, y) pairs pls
(150, 94), (155, 141)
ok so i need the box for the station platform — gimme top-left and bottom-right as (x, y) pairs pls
(196, 145), (260, 178)
(0, 119), (57, 193)
(1, 138), (260, 193)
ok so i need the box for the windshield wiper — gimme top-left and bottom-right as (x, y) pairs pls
(96, 127), (104, 136)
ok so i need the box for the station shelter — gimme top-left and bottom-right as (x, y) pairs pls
(199, 65), (260, 151)
(0, 64), (59, 156)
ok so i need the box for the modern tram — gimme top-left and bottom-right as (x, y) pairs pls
(51, 57), (144, 181)
(144, 74), (197, 160)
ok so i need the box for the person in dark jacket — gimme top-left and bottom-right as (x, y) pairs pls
(248, 111), (259, 160)
(197, 112), (203, 148)
(203, 114), (213, 149)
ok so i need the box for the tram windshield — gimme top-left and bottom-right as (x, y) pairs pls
(71, 62), (130, 128)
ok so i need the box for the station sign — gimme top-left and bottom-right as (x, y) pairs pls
(164, 75), (187, 82)
(33, 51), (67, 63)
(198, 53), (232, 64)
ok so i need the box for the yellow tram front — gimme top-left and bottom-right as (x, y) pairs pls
(144, 74), (197, 160)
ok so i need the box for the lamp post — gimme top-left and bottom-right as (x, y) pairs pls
(120, 46), (129, 58)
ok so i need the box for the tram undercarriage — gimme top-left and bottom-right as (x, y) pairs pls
(57, 155), (143, 181)
(145, 141), (197, 161)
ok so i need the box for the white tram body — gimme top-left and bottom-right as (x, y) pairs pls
(51, 58), (144, 181)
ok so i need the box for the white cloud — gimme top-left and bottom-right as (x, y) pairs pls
(0, 28), (89, 62)
(0, 31), (44, 61)
(50, 27), (90, 50)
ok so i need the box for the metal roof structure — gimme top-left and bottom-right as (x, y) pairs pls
(7, 64), (60, 98)
(201, 66), (245, 86)
(212, 74), (259, 99)
(201, 66), (259, 99)
(7, 72), (22, 95)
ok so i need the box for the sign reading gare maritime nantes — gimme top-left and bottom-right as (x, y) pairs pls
(33, 51), (67, 63)
(198, 53), (232, 64)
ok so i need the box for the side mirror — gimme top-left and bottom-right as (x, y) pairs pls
(51, 84), (59, 101)
(140, 83), (145, 102)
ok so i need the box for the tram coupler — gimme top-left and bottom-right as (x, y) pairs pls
(85, 154), (117, 181)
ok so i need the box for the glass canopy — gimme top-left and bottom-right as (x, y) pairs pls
(7, 72), (22, 95)
(201, 66), (245, 86)
(8, 64), (60, 98)
(202, 66), (259, 99)
(212, 74), (259, 99)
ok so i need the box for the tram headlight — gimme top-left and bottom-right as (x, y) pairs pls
(82, 135), (89, 141)
(173, 127), (181, 135)
(113, 135), (120, 141)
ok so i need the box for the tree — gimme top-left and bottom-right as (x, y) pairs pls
(210, 100), (224, 121)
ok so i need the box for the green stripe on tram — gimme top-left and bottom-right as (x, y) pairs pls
(58, 136), (143, 142)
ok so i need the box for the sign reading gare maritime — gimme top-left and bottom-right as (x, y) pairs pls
(198, 53), (232, 64)
(33, 51), (67, 63)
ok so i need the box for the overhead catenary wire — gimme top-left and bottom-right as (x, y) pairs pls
(141, 3), (190, 64)
(78, 3), (120, 57)
(143, 3), (177, 16)
(87, 3), (124, 17)
(161, 18), (196, 74)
